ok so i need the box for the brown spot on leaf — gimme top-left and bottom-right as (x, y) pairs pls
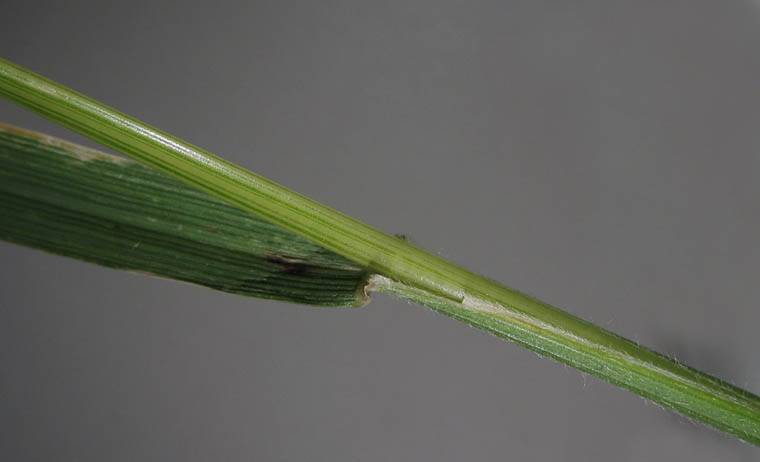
(265, 253), (311, 276)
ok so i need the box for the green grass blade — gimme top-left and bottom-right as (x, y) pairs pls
(1, 57), (759, 445)
(0, 123), (369, 307)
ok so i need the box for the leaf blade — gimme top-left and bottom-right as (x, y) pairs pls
(0, 123), (369, 307)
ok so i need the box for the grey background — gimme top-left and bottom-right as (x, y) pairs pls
(1, 1), (759, 460)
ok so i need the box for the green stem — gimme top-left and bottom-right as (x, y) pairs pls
(1, 57), (758, 444)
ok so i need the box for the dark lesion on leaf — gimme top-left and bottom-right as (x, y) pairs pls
(265, 253), (311, 276)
